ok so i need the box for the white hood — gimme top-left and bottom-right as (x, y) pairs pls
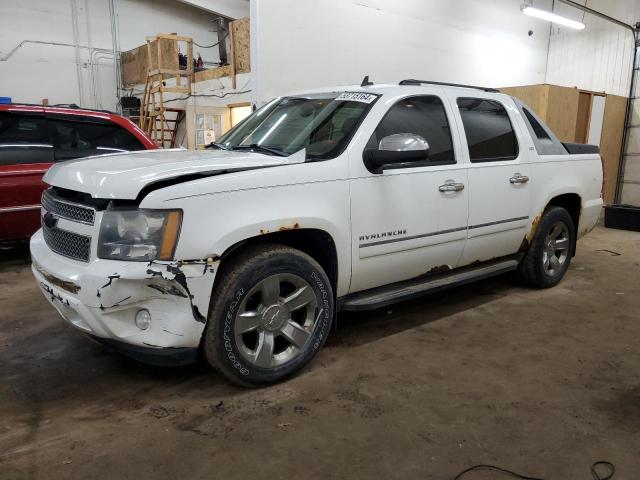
(43, 148), (305, 200)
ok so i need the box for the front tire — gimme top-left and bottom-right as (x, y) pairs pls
(519, 206), (575, 288)
(203, 243), (334, 387)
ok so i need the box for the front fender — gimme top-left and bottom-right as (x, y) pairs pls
(143, 181), (352, 297)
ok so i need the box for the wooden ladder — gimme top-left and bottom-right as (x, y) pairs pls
(139, 34), (193, 148)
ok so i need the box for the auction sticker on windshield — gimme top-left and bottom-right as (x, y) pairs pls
(335, 92), (377, 103)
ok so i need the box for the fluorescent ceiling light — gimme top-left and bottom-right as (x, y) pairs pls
(521, 5), (586, 30)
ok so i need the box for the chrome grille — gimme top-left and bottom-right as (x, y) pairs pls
(43, 224), (91, 262)
(42, 190), (95, 225)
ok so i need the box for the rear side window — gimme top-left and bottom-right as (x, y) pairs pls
(457, 98), (518, 162)
(49, 117), (146, 161)
(367, 95), (455, 164)
(523, 108), (550, 140)
(0, 112), (53, 165)
(515, 102), (567, 155)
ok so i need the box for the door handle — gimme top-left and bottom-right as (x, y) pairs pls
(510, 173), (529, 184)
(439, 181), (465, 192)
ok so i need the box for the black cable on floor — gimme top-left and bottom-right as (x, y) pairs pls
(453, 461), (615, 480)
(453, 464), (543, 480)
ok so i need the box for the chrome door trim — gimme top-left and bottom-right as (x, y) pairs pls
(359, 215), (530, 249)
(468, 216), (529, 230)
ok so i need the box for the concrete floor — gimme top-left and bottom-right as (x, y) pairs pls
(1, 226), (639, 480)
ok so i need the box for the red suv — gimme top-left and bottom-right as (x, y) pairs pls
(0, 104), (156, 243)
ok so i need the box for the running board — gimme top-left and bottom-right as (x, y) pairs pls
(340, 258), (520, 312)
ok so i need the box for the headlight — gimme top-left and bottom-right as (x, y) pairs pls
(98, 209), (182, 261)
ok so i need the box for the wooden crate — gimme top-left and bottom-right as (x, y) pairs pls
(123, 18), (250, 87)
(122, 36), (179, 87)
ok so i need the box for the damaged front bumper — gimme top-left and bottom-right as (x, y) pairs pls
(30, 229), (219, 352)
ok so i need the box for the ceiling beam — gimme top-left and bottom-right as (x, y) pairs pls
(176, 0), (249, 20)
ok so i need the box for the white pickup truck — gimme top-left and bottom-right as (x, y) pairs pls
(31, 79), (603, 386)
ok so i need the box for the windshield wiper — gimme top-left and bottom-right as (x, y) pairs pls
(205, 142), (229, 150)
(231, 144), (289, 157)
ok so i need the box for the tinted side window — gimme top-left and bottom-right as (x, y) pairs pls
(81, 121), (146, 151)
(49, 117), (145, 161)
(457, 98), (518, 162)
(0, 112), (53, 165)
(515, 101), (567, 156)
(523, 108), (550, 140)
(368, 95), (455, 164)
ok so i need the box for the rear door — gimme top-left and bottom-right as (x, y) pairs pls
(0, 108), (53, 241)
(447, 94), (532, 265)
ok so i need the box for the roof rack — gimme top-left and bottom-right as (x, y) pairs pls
(399, 79), (500, 93)
(50, 103), (115, 114)
(4, 102), (116, 115)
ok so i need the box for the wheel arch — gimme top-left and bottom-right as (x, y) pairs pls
(546, 193), (581, 232)
(215, 228), (339, 297)
(524, 192), (582, 254)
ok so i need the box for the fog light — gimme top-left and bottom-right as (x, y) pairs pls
(135, 309), (151, 330)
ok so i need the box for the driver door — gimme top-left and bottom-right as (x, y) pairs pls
(349, 93), (469, 293)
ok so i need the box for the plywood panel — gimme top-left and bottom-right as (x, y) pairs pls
(545, 85), (579, 142)
(121, 45), (148, 86)
(500, 85), (547, 118)
(194, 65), (233, 82)
(599, 94), (626, 204)
(575, 92), (592, 144)
(154, 37), (179, 71)
(231, 17), (250, 74)
(502, 84), (578, 141)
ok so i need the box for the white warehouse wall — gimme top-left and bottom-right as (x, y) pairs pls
(543, 1), (640, 205)
(0, 0), (239, 111)
(252, 0), (554, 104)
(546, 0), (640, 97)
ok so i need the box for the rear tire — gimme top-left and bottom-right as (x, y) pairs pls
(203, 243), (333, 387)
(519, 206), (575, 288)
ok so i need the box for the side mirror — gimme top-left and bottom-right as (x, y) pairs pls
(363, 133), (430, 173)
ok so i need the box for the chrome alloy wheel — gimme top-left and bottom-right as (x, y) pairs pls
(542, 221), (570, 276)
(234, 273), (319, 369)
